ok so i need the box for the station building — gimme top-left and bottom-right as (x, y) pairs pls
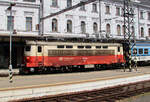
(0, 0), (150, 68)
(42, 0), (150, 40)
(0, 0), (40, 68)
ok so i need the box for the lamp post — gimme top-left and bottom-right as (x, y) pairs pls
(7, 2), (16, 83)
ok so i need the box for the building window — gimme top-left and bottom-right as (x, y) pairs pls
(67, 20), (72, 33)
(80, 5), (85, 11)
(121, 8), (124, 16)
(148, 28), (150, 37)
(92, 3), (97, 12)
(122, 25), (125, 35)
(116, 7), (120, 16)
(148, 12), (150, 20)
(52, 0), (58, 7)
(52, 18), (58, 32)
(81, 21), (86, 33)
(106, 24), (111, 35)
(7, 16), (14, 31)
(117, 25), (121, 36)
(26, 17), (32, 31)
(141, 27), (144, 37)
(93, 22), (98, 33)
(131, 26), (135, 36)
(23, 0), (35, 2)
(105, 5), (110, 14)
(140, 11), (144, 19)
(67, 0), (72, 8)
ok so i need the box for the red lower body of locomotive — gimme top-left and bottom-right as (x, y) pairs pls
(20, 55), (125, 74)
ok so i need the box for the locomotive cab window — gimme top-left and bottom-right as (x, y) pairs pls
(38, 46), (42, 52)
(144, 49), (148, 54)
(139, 49), (143, 54)
(118, 47), (120, 52)
(25, 45), (31, 51)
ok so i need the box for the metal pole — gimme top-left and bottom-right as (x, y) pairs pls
(99, 0), (101, 39)
(9, 5), (13, 83)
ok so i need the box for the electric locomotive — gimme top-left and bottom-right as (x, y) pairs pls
(19, 41), (125, 74)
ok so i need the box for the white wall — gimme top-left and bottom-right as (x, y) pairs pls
(0, 0), (40, 36)
(42, 0), (150, 40)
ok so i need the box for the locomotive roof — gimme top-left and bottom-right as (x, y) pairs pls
(26, 41), (122, 46)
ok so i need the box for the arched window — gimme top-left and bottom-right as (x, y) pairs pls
(93, 22), (98, 33)
(52, 18), (58, 32)
(148, 28), (150, 37)
(141, 27), (144, 37)
(106, 24), (111, 35)
(52, 0), (57, 7)
(81, 21), (86, 33)
(117, 25), (121, 35)
(67, 0), (72, 7)
(131, 26), (135, 37)
(122, 25), (125, 35)
(67, 20), (72, 33)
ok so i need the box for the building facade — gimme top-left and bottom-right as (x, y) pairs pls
(0, 0), (40, 68)
(42, 0), (150, 40)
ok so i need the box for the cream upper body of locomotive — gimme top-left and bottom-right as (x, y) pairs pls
(24, 41), (124, 56)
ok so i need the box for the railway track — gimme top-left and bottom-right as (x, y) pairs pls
(12, 80), (150, 102)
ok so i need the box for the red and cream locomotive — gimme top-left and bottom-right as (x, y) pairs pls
(20, 41), (125, 74)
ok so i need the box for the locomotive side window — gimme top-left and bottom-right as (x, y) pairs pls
(85, 45), (91, 49)
(118, 47), (120, 52)
(103, 46), (108, 49)
(133, 48), (137, 54)
(96, 46), (101, 49)
(78, 46), (84, 49)
(57, 45), (64, 48)
(25, 46), (31, 51)
(66, 45), (73, 48)
(38, 46), (42, 52)
(139, 49), (143, 54)
(144, 49), (148, 54)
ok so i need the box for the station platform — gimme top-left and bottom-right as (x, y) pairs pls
(0, 67), (150, 102)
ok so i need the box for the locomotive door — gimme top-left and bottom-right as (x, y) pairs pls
(36, 45), (44, 67)
(117, 46), (121, 63)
